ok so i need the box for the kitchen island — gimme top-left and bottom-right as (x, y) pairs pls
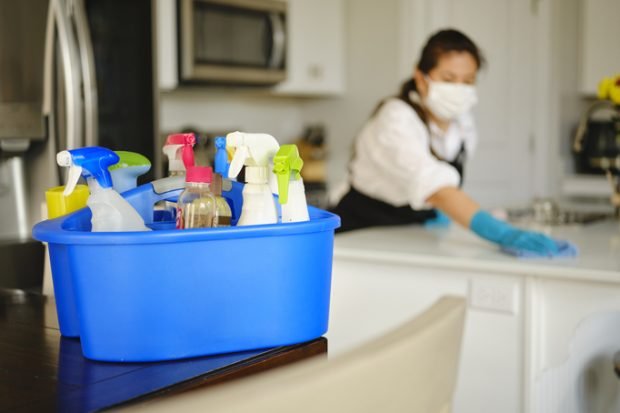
(326, 221), (620, 413)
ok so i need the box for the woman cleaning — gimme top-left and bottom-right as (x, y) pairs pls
(331, 29), (571, 257)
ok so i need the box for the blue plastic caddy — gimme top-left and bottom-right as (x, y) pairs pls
(33, 177), (340, 362)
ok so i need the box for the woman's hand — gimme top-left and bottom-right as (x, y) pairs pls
(470, 210), (561, 255)
(427, 188), (570, 256)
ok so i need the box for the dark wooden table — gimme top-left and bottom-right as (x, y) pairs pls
(0, 289), (327, 412)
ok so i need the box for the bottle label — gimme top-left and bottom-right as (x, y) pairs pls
(214, 215), (231, 227)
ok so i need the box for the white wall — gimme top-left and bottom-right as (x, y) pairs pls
(548, 0), (583, 186)
(159, 89), (304, 142)
(300, 0), (403, 198)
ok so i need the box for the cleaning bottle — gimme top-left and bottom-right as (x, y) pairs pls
(226, 131), (280, 226)
(176, 166), (219, 229)
(57, 146), (150, 232)
(208, 175), (232, 227)
(212, 136), (233, 226)
(162, 133), (196, 218)
(214, 136), (230, 178)
(109, 151), (151, 193)
(273, 144), (310, 223)
(162, 133), (196, 177)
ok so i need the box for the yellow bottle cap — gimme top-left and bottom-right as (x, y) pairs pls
(45, 185), (89, 219)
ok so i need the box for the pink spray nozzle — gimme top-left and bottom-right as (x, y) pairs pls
(186, 166), (213, 183)
(165, 133), (196, 146)
(165, 133), (196, 169)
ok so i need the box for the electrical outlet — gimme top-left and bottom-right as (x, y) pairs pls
(469, 279), (519, 315)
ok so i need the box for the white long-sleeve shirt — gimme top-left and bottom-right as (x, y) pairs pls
(334, 97), (477, 210)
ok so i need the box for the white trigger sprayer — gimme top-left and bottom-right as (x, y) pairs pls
(57, 146), (150, 232)
(273, 144), (310, 223)
(226, 132), (280, 226)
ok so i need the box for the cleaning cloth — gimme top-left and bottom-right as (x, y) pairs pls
(424, 209), (451, 228)
(501, 239), (579, 258)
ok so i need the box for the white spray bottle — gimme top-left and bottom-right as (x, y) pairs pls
(57, 146), (150, 232)
(274, 144), (310, 223)
(226, 131), (280, 226)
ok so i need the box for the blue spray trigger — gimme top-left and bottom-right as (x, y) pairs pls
(65, 146), (119, 189)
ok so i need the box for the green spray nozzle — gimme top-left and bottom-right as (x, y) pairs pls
(109, 151), (151, 193)
(273, 144), (303, 204)
(109, 151), (151, 170)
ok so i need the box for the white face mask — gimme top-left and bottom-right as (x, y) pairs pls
(423, 77), (478, 121)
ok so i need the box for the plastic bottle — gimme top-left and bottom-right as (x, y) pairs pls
(57, 146), (150, 232)
(274, 144), (310, 223)
(210, 176), (232, 227)
(226, 131), (280, 226)
(212, 136), (233, 226)
(162, 133), (196, 218)
(162, 133), (196, 177)
(176, 166), (220, 229)
(109, 151), (151, 193)
(214, 136), (230, 178)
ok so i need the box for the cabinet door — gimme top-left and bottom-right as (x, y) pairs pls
(526, 278), (620, 413)
(330, 258), (524, 413)
(273, 0), (345, 96)
(400, 0), (538, 206)
(580, 0), (620, 95)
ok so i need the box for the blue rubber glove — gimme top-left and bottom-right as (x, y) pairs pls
(424, 209), (451, 228)
(470, 210), (560, 256)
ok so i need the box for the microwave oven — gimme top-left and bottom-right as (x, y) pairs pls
(179, 0), (287, 84)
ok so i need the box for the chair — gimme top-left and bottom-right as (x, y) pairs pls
(120, 296), (466, 413)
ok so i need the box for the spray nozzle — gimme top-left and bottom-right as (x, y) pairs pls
(163, 133), (196, 174)
(57, 146), (119, 196)
(109, 151), (152, 193)
(226, 132), (280, 180)
(273, 145), (303, 204)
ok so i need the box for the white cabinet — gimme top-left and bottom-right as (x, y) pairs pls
(328, 257), (525, 413)
(527, 278), (620, 413)
(273, 0), (345, 96)
(331, 252), (620, 413)
(580, 0), (620, 95)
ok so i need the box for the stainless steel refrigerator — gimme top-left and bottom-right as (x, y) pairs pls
(0, 0), (157, 290)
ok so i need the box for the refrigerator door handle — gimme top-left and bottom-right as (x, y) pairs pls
(72, 0), (98, 147)
(43, 0), (61, 184)
(43, 1), (55, 118)
(51, 0), (83, 150)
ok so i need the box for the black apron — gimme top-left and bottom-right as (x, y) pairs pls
(330, 142), (466, 233)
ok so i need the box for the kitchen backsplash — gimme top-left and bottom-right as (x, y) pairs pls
(159, 89), (306, 145)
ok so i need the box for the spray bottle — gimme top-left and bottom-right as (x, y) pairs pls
(161, 133), (196, 218)
(214, 136), (230, 179)
(274, 144), (310, 223)
(109, 151), (151, 193)
(179, 136), (231, 227)
(162, 133), (196, 177)
(211, 136), (233, 225)
(57, 146), (150, 232)
(226, 132), (280, 226)
(176, 166), (219, 229)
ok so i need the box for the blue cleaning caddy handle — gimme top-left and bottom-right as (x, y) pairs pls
(122, 176), (185, 224)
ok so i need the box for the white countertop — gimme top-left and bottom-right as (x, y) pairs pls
(334, 220), (620, 283)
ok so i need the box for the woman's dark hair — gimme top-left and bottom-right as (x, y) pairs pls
(393, 29), (485, 123)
